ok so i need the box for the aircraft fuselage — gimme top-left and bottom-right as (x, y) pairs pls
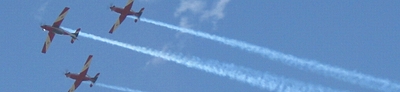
(110, 6), (135, 15)
(66, 73), (91, 81)
(41, 25), (77, 39)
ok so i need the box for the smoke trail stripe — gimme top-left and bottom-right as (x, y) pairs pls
(61, 27), (342, 92)
(82, 82), (144, 92)
(135, 17), (400, 92)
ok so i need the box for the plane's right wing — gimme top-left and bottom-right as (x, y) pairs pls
(109, 14), (128, 34)
(67, 80), (82, 92)
(41, 32), (55, 53)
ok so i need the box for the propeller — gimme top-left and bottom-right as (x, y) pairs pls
(64, 69), (70, 74)
(109, 3), (114, 11)
(40, 21), (46, 26)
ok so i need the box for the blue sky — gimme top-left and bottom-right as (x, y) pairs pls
(1, 0), (400, 92)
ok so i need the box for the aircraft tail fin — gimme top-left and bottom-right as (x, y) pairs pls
(70, 28), (81, 43)
(90, 73), (100, 87)
(134, 7), (145, 23)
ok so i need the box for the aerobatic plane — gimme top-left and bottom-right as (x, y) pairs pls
(66, 55), (100, 92)
(40, 7), (81, 53)
(109, 0), (145, 34)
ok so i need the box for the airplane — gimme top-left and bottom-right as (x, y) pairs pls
(40, 7), (81, 53)
(66, 55), (100, 92)
(108, 0), (145, 34)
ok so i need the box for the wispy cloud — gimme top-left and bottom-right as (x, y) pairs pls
(200, 0), (230, 21)
(34, 1), (50, 21)
(145, 45), (170, 67)
(144, 34), (192, 68)
(178, 17), (193, 28)
(174, 0), (206, 17)
(174, 0), (230, 29)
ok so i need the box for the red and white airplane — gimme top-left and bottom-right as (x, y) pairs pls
(40, 7), (81, 53)
(108, 0), (145, 34)
(66, 55), (100, 92)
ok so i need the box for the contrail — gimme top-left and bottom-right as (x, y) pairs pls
(61, 27), (342, 92)
(82, 82), (144, 92)
(134, 17), (400, 91)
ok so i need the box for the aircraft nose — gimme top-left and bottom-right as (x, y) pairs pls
(64, 72), (70, 76)
(40, 26), (46, 31)
(110, 6), (116, 9)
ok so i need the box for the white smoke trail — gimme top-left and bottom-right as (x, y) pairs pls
(61, 27), (342, 92)
(134, 17), (400, 92)
(82, 82), (143, 92)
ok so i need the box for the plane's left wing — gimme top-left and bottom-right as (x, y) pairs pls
(124, 0), (134, 10)
(52, 7), (69, 28)
(79, 55), (93, 76)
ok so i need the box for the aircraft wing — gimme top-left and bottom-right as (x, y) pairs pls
(109, 14), (128, 34)
(124, 0), (134, 10)
(52, 7), (70, 28)
(41, 32), (55, 53)
(67, 80), (82, 92)
(79, 55), (93, 76)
